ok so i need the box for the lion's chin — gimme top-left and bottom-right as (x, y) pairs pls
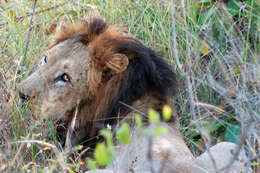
(41, 105), (76, 125)
(41, 106), (63, 121)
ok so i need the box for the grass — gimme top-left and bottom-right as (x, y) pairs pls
(0, 0), (259, 172)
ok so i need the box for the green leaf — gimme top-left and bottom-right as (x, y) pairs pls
(197, 7), (215, 25)
(100, 129), (113, 146)
(68, 168), (74, 173)
(86, 158), (97, 170)
(133, 113), (142, 129)
(162, 105), (172, 121)
(244, 0), (260, 25)
(251, 162), (260, 166)
(224, 124), (241, 143)
(154, 126), (168, 135)
(227, 0), (241, 16)
(148, 109), (160, 124)
(200, 0), (212, 3)
(144, 7), (155, 23)
(94, 143), (112, 166)
(73, 145), (83, 151)
(116, 123), (131, 144)
(66, 10), (78, 16)
(209, 121), (224, 133)
(233, 66), (241, 74)
(189, 3), (201, 24)
(185, 129), (201, 139)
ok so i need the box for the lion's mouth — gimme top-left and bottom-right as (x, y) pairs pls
(18, 92), (30, 104)
(18, 91), (38, 107)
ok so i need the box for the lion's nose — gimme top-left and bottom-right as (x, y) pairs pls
(19, 92), (30, 102)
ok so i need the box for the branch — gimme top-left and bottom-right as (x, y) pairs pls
(0, 4), (65, 29)
(20, 0), (37, 67)
(12, 139), (69, 171)
(171, 0), (184, 75)
(119, 101), (148, 118)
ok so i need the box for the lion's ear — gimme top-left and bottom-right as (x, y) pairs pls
(105, 54), (129, 73)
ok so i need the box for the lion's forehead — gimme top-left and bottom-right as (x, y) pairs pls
(46, 38), (90, 63)
(47, 39), (76, 57)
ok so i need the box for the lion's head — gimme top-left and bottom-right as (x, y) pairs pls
(18, 17), (177, 142)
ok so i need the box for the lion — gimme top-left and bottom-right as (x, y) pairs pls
(17, 17), (246, 173)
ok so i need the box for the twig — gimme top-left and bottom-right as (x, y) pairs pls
(75, 147), (90, 162)
(8, 133), (30, 169)
(14, 140), (69, 171)
(118, 101), (148, 118)
(0, 3), (65, 29)
(171, 0), (184, 75)
(194, 102), (225, 113)
(86, 116), (129, 122)
(244, 142), (252, 173)
(207, 72), (230, 97)
(20, 0), (37, 67)
(250, 152), (260, 162)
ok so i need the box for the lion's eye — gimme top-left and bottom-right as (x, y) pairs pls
(43, 55), (47, 63)
(55, 73), (71, 84)
(40, 55), (47, 66)
(61, 73), (70, 82)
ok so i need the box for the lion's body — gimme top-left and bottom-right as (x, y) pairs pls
(18, 17), (194, 172)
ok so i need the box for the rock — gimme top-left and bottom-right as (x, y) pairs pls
(107, 124), (194, 173)
(193, 142), (246, 173)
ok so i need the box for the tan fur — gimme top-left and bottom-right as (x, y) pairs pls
(18, 17), (194, 172)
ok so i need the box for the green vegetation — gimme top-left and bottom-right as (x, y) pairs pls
(0, 0), (259, 172)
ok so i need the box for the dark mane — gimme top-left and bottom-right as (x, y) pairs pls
(105, 37), (178, 118)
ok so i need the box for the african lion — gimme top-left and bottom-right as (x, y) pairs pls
(17, 17), (194, 172)
(17, 17), (245, 173)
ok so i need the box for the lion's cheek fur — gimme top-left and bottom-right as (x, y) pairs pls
(41, 88), (78, 120)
